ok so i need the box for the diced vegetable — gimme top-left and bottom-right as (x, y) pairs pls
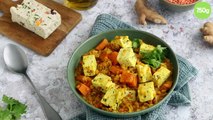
(99, 52), (109, 61)
(108, 52), (118, 65)
(140, 45), (167, 68)
(110, 66), (123, 74)
(160, 80), (173, 90)
(76, 83), (90, 96)
(95, 39), (109, 50)
(126, 74), (137, 88)
(120, 71), (138, 88)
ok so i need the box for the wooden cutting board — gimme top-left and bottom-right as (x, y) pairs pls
(0, 0), (82, 56)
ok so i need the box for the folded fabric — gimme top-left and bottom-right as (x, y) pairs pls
(71, 14), (198, 120)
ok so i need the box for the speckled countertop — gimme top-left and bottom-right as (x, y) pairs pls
(0, 0), (213, 120)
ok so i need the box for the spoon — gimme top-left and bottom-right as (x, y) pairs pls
(3, 44), (62, 120)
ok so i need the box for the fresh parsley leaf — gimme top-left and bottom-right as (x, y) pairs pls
(0, 95), (27, 120)
(132, 39), (141, 49)
(0, 109), (12, 120)
(140, 45), (167, 68)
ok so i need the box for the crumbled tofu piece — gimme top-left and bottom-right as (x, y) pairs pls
(138, 82), (156, 102)
(140, 42), (155, 52)
(125, 90), (136, 101)
(82, 55), (97, 76)
(10, 0), (61, 39)
(111, 36), (132, 48)
(117, 48), (137, 68)
(153, 66), (171, 88)
(136, 64), (152, 83)
(92, 73), (115, 92)
(101, 88), (127, 110)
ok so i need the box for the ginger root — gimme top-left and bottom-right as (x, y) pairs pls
(135, 0), (167, 25)
(200, 22), (213, 45)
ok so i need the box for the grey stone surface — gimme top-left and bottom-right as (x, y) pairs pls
(0, 0), (213, 120)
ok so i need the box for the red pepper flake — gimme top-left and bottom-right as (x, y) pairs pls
(31, 9), (35, 12)
(167, 0), (197, 4)
(45, 11), (50, 14)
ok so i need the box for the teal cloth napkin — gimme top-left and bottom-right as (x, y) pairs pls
(71, 14), (198, 120)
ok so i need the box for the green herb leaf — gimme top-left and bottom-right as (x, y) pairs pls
(132, 39), (141, 49)
(140, 45), (167, 68)
(0, 95), (27, 120)
(0, 109), (12, 120)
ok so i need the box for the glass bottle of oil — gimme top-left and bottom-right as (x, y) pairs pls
(64, 0), (98, 10)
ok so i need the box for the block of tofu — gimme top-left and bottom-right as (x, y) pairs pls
(125, 90), (136, 101)
(92, 73), (115, 92)
(10, 0), (61, 39)
(111, 36), (132, 48)
(138, 82), (156, 103)
(153, 66), (171, 88)
(82, 55), (97, 76)
(101, 88), (127, 110)
(117, 48), (137, 68)
(140, 42), (155, 52)
(136, 64), (152, 83)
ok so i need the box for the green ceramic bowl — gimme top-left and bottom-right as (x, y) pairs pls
(159, 0), (200, 12)
(67, 29), (179, 118)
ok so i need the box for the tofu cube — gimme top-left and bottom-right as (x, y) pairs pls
(92, 73), (115, 92)
(138, 82), (156, 102)
(111, 36), (132, 48)
(82, 55), (97, 76)
(101, 88), (127, 110)
(125, 90), (136, 101)
(136, 64), (152, 83)
(140, 42), (155, 52)
(153, 66), (171, 88)
(10, 0), (61, 39)
(117, 48), (137, 68)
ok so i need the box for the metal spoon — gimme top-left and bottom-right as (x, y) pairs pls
(3, 44), (62, 120)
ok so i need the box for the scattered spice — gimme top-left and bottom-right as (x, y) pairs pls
(35, 18), (43, 26)
(168, 0), (197, 5)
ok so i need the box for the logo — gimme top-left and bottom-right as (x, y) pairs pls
(194, 2), (212, 19)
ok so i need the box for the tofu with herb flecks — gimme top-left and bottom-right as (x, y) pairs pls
(92, 73), (115, 92)
(138, 82), (156, 103)
(101, 88), (127, 110)
(111, 36), (132, 48)
(140, 42), (155, 52)
(10, 0), (61, 39)
(153, 66), (171, 88)
(136, 64), (152, 83)
(117, 48), (137, 68)
(82, 55), (97, 76)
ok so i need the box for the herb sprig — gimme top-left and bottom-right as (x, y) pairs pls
(140, 45), (167, 68)
(0, 95), (27, 120)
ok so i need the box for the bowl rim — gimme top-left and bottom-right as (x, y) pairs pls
(162, 0), (200, 7)
(67, 29), (179, 117)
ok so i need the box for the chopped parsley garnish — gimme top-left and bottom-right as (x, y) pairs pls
(0, 95), (27, 120)
(132, 38), (141, 49)
(140, 45), (167, 68)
